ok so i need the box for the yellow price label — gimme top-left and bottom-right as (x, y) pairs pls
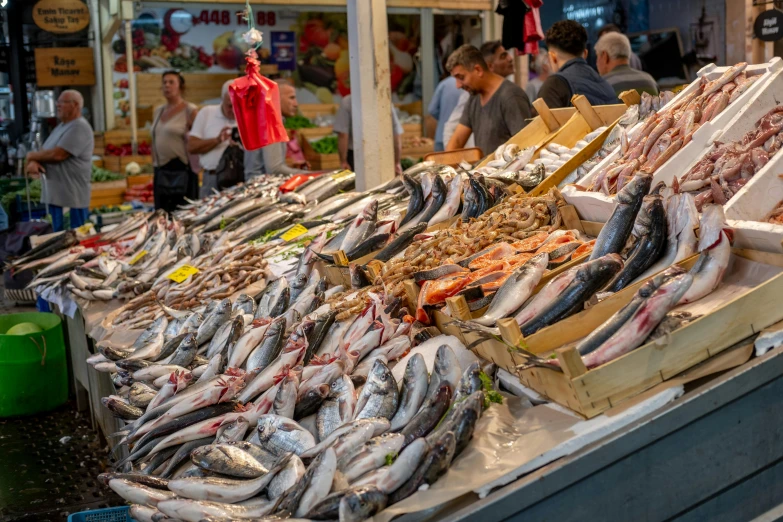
(76, 223), (93, 235)
(330, 169), (353, 181)
(281, 224), (309, 242)
(119, 204), (133, 211)
(129, 249), (148, 265)
(167, 264), (200, 283)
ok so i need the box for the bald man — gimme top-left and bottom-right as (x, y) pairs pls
(188, 79), (237, 197)
(245, 80), (309, 177)
(25, 89), (94, 231)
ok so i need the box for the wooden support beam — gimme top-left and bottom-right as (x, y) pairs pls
(446, 295), (471, 321)
(403, 279), (419, 313)
(560, 205), (585, 234)
(618, 89), (641, 107)
(497, 318), (524, 347)
(333, 250), (349, 267)
(571, 95), (603, 131)
(556, 345), (588, 378)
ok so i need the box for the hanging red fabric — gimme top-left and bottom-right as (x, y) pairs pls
(229, 50), (289, 151)
(522, 0), (545, 55)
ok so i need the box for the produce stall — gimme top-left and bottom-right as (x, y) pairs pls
(10, 56), (783, 522)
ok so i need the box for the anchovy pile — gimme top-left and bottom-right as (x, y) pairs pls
(588, 63), (755, 194)
(675, 106), (783, 211)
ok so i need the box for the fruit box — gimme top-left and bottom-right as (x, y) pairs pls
(435, 249), (783, 418)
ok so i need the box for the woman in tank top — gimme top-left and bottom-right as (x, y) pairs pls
(151, 70), (199, 212)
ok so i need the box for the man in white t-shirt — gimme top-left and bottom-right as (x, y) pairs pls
(188, 80), (236, 197)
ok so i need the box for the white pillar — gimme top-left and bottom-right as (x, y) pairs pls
(347, 0), (395, 191)
(421, 8), (435, 118)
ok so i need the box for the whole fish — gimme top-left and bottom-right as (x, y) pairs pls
(354, 359), (399, 420)
(267, 454), (306, 500)
(295, 448), (338, 517)
(604, 196), (667, 293)
(196, 299), (231, 346)
(103, 396), (143, 420)
(317, 375), (357, 440)
(160, 437), (214, 478)
(220, 316), (246, 361)
(227, 322), (270, 369)
(520, 254), (624, 336)
(345, 232), (391, 261)
(168, 333), (198, 368)
(338, 432), (405, 482)
(128, 382), (158, 409)
(590, 174), (652, 260)
(678, 230), (730, 304)
(166, 453), (293, 503)
(399, 175), (447, 233)
(453, 361), (483, 404)
(399, 384), (452, 447)
(108, 478), (176, 507)
(238, 338), (306, 403)
(353, 437), (429, 494)
(374, 222), (428, 263)
(581, 273), (693, 368)
(339, 486), (388, 522)
(429, 173), (463, 225)
(398, 174), (425, 228)
(474, 252), (549, 325)
(146, 369), (191, 411)
(341, 201), (378, 254)
(307, 192), (367, 219)
(425, 345), (462, 403)
(190, 443), (270, 478)
(389, 430), (456, 503)
(272, 375), (299, 419)
(255, 277), (289, 319)
(389, 353), (429, 432)
(231, 294), (256, 316)
(256, 414), (316, 456)
(156, 497), (276, 522)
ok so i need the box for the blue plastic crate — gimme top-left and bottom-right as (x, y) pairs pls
(67, 506), (134, 522)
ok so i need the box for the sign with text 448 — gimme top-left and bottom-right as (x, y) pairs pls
(35, 47), (95, 87)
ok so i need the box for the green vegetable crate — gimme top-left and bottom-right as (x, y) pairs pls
(302, 135), (340, 170)
(0, 313), (68, 417)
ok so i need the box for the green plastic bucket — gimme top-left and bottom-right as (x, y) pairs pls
(0, 312), (68, 417)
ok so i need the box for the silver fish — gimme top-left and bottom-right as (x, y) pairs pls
(317, 374), (357, 440)
(190, 443), (270, 478)
(197, 299), (232, 347)
(295, 447), (338, 517)
(389, 353), (429, 432)
(256, 414), (316, 456)
(353, 437), (429, 494)
(354, 359), (399, 421)
(300, 418), (390, 460)
(338, 433), (405, 482)
(474, 252), (549, 325)
(425, 345), (461, 403)
(267, 454), (305, 500)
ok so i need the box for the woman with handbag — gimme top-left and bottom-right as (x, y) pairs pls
(151, 70), (199, 212)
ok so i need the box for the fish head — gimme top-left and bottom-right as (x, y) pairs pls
(433, 345), (459, 378)
(367, 358), (394, 388)
(291, 273), (308, 289)
(361, 200), (379, 222)
(256, 415), (278, 443)
(215, 298), (232, 315)
(528, 252), (550, 270)
(618, 174), (653, 203)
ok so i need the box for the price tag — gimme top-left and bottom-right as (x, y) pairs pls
(129, 249), (148, 265)
(76, 223), (93, 235)
(331, 169), (353, 181)
(167, 265), (200, 283)
(281, 224), (309, 242)
(119, 204), (133, 211)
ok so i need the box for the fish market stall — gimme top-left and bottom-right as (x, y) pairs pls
(12, 73), (783, 520)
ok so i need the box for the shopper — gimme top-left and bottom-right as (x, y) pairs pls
(480, 41), (515, 78)
(427, 76), (463, 151)
(596, 32), (658, 96)
(526, 53), (551, 101)
(245, 79), (308, 178)
(334, 94), (403, 175)
(187, 80), (236, 197)
(537, 20), (618, 108)
(25, 90), (93, 232)
(598, 23), (643, 71)
(445, 44), (534, 155)
(151, 71), (199, 213)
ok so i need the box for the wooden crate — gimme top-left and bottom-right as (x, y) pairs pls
(302, 137), (340, 170)
(104, 129), (151, 146)
(299, 103), (338, 120)
(136, 72), (238, 107)
(103, 155), (153, 173)
(127, 174), (153, 187)
(93, 132), (105, 150)
(90, 180), (126, 209)
(92, 158), (104, 168)
(402, 122), (422, 138)
(298, 127), (334, 141)
(442, 249), (783, 418)
(402, 141), (435, 158)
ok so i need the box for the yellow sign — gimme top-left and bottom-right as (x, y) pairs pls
(34, 47), (95, 87)
(119, 204), (133, 211)
(76, 223), (92, 235)
(330, 170), (353, 181)
(168, 265), (200, 283)
(33, 0), (91, 34)
(129, 250), (148, 265)
(281, 224), (309, 242)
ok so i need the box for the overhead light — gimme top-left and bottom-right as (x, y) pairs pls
(1, 0), (7, 8)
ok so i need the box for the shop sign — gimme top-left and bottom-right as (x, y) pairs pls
(754, 9), (783, 42)
(34, 47), (95, 87)
(271, 32), (296, 71)
(33, 0), (91, 34)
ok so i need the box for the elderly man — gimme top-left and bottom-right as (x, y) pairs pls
(537, 20), (618, 109)
(25, 90), (94, 232)
(245, 79), (308, 177)
(480, 40), (514, 78)
(188, 80), (236, 197)
(445, 44), (533, 155)
(597, 24), (643, 70)
(596, 32), (659, 96)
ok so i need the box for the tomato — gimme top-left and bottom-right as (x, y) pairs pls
(303, 19), (330, 48)
(336, 71), (350, 96)
(323, 42), (341, 61)
(390, 63), (404, 91)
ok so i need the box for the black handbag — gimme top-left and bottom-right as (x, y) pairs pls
(154, 158), (192, 211)
(215, 143), (245, 190)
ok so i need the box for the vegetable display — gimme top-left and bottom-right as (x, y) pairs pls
(310, 135), (339, 154)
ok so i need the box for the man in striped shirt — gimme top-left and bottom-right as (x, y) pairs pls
(595, 32), (659, 97)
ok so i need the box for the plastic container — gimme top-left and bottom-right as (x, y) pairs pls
(67, 506), (133, 522)
(0, 312), (68, 417)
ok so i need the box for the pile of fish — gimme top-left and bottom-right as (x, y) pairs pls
(543, 204), (730, 369)
(674, 106), (783, 211)
(413, 229), (595, 324)
(586, 63), (756, 194)
(90, 256), (496, 521)
(379, 188), (566, 301)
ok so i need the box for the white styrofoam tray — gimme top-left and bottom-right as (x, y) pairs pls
(563, 58), (783, 223)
